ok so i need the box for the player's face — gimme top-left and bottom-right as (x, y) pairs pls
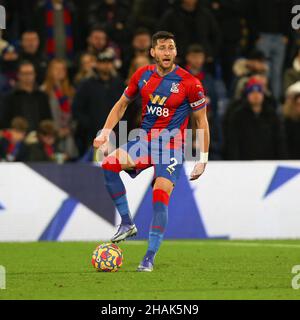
(151, 39), (177, 71)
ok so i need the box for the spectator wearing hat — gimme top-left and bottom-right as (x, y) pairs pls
(0, 117), (29, 162)
(282, 93), (300, 159)
(224, 81), (286, 160)
(72, 50), (124, 156)
(223, 76), (276, 143)
(231, 50), (268, 100)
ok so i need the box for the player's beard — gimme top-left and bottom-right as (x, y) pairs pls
(155, 56), (175, 73)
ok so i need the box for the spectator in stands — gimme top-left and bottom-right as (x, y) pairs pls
(285, 81), (300, 98)
(127, 0), (174, 33)
(158, 0), (221, 63)
(0, 117), (29, 161)
(26, 119), (65, 162)
(209, 0), (247, 87)
(283, 93), (300, 159)
(0, 0), (19, 42)
(184, 44), (221, 158)
(0, 31), (12, 93)
(122, 28), (152, 78)
(225, 81), (286, 160)
(85, 26), (121, 69)
(74, 53), (96, 86)
(41, 58), (78, 160)
(248, 0), (292, 100)
(185, 44), (218, 118)
(32, 0), (82, 63)
(231, 50), (268, 100)
(124, 54), (151, 131)
(18, 31), (48, 85)
(72, 50), (124, 156)
(0, 44), (19, 90)
(283, 48), (300, 94)
(87, 0), (130, 47)
(1, 61), (52, 131)
(126, 55), (151, 84)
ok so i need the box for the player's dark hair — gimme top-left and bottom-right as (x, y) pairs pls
(151, 31), (175, 48)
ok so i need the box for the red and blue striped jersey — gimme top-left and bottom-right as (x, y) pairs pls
(124, 64), (206, 136)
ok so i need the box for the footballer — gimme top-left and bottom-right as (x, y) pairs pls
(93, 31), (210, 272)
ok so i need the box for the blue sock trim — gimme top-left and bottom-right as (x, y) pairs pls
(103, 168), (132, 224)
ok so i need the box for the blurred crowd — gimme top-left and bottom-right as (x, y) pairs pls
(0, 0), (300, 163)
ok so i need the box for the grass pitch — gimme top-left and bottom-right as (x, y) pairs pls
(0, 240), (300, 300)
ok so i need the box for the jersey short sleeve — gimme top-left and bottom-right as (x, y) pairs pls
(187, 77), (207, 112)
(123, 66), (146, 101)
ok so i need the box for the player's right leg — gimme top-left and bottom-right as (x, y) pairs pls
(101, 147), (138, 243)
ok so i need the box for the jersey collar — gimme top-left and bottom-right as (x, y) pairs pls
(154, 64), (179, 78)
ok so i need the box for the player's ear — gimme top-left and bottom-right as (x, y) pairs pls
(150, 48), (155, 58)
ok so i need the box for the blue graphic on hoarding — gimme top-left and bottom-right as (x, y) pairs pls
(39, 197), (78, 240)
(264, 166), (300, 198)
(27, 164), (115, 224)
(0, 202), (4, 211)
(27, 164), (228, 241)
(134, 168), (227, 239)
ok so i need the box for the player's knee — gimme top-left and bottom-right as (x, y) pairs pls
(153, 178), (173, 196)
(102, 156), (122, 173)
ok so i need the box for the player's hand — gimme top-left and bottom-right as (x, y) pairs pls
(93, 134), (108, 148)
(93, 131), (110, 156)
(190, 162), (206, 181)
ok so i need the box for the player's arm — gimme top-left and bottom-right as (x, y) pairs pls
(93, 94), (130, 148)
(190, 106), (210, 180)
(187, 77), (210, 181)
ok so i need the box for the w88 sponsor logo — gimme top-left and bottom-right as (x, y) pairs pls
(147, 105), (169, 117)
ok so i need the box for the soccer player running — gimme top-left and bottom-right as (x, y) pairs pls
(93, 31), (210, 272)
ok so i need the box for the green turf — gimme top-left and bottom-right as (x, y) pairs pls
(0, 240), (300, 300)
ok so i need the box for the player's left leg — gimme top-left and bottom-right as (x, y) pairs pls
(137, 177), (173, 272)
(137, 146), (184, 272)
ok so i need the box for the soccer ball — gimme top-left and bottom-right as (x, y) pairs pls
(91, 243), (123, 272)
